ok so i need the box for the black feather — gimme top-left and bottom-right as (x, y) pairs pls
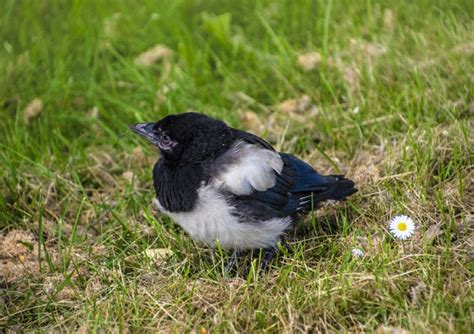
(153, 159), (205, 212)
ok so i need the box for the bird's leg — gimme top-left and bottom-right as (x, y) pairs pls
(260, 237), (291, 270)
(280, 236), (290, 251)
(260, 246), (277, 271)
(225, 249), (240, 273)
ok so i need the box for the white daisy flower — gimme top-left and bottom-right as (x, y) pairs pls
(351, 248), (365, 258)
(389, 215), (416, 240)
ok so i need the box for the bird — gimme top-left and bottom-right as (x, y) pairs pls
(130, 112), (357, 270)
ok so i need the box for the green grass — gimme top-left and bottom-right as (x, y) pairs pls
(1, 0), (473, 332)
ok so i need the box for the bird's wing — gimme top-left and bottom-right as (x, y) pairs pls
(209, 139), (283, 196)
(209, 144), (310, 218)
(238, 153), (341, 216)
(209, 130), (356, 219)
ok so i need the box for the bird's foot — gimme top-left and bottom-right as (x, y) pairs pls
(224, 249), (240, 273)
(280, 236), (291, 252)
(225, 238), (291, 274)
(260, 247), (277, 271)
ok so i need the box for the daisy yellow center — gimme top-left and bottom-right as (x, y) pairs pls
(397, 222), (407, 231)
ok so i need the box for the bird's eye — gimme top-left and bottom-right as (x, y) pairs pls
(161, 134), (171, 144)
(159, 133), (174, 150)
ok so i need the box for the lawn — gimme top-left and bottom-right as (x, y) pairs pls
(1, 0), (473, 332)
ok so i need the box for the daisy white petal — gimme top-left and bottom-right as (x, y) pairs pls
(389, 215), (416, 240)
(351, 248), (365, 258)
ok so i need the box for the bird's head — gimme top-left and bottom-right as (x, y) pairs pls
(129, 112), (234, 163)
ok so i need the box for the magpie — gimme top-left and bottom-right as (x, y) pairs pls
(130, 112), (357, 270)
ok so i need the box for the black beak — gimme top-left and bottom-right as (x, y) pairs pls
(129, 122), (158, 144)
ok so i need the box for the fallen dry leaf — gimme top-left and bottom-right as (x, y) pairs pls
(88, 166), (115, 186)
(276, 95), (319, 129)
(452, 41), (474, 55)
(425, 222), (443, 242)
(23, 98), (43, 123)
(237, 110), (285, 144)
(144, 248), (173, 262)
(122, 171), (135, 183)
(278, 95), (311, 114)
(85, 277), (104, 296)
(87, 106), (99, 119)
(238, 110), (265, 134)
(133, 146), (147, 165)
(89, 151), (115, 168)
(332, 58), (360, 94)
(375, 326), (411, 334)
(101, 13), (122, 48)
(297, 51), (322, 71)
(343, 65), (359, 92)
(350, 39), (388, 57)
(349, 151), (383, 185)
(76, 325), (89, 334)
(116, 81), (136, 88)
(104, 13), (122, 38)
(135, 44), (173, 67)
(383, 9), (395, 30)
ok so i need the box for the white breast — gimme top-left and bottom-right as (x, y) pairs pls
(154, 185), (292, 250)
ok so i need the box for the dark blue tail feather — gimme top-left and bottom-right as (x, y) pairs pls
(281, 154), (357, 214)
